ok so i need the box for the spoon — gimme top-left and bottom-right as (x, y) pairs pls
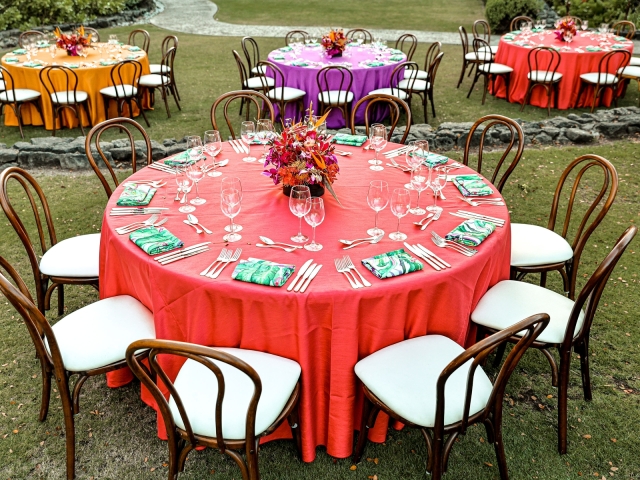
(413, 213), (434, 226)
(187, 214), (213, 234)
(342, 233), (383, 250)
(256, 243), (296, 252)
(339, 235), (377, 245)
(183, 219), (203, 234)
(259, 236), (303, 249)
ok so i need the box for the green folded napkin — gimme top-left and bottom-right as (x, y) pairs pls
(116, 184), (156, 206)
(614, 36), (627, 42)
(36, 42), (50, 48)
(408, 150), (449, 167)
(291, 60), (309, 67)
(22, 61), (42, 68)
(390, 48), (403, 55)
(445, 219), (495, 247)
(163, 150), (201, 167)
(307, 42), (321, 47)
(453, 174), (494, 197)
(271, 54), (285, 60)
(3, 57), (19, 63)
(366, 60), (386, 67)
(612, 44), (627, 49)
(12, 49), (27, 55)
(389, 54), (404, 62)
(63, 62), (80, 68)
(130, 227), (183, 255)
(510, 30), (521, 34)
(231, 258), (295, 287)
(100, 60), (118, 66)
(333, 133), (368, 146)
(126, 54), (143, 60)
(361, 249), (423, 280)
(586, 46), (602, 52)
(128, 46), (142, 52)
(279, 46), (293, 52)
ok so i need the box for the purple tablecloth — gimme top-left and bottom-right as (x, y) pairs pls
(268, 44), (406, 128)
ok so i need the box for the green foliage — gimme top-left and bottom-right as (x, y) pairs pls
(552, 0), (640, 25)
(486, 0), (545, 32)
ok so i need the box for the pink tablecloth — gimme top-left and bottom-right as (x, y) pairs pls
(100, 142), (511, 462)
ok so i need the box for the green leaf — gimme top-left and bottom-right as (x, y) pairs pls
(323, 177), (342, 207)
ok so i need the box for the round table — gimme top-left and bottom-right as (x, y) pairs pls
(492, 30), (633, 109)
(1, 44), (150, 130)
(100, 143), (511, 461)
(267, 44), (406, 128)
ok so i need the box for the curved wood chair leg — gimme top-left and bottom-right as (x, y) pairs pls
(541, 348), (559, 387)
(467, 71), (480, 99)
(161, 87), (171, 118)
(137, 99), (151, 127)
(539, 271), (547, 288)
(39, 363), (52, 422)
(457, 61), (467, 88)
(481, 74), (489, 105)
(493, 421), (509, 480)
(353, 397), (379, 463)
(57, 284), (64, 316)
(56, 376), (76, 480)
(226, 449), (250, 480)
(171, 85), (182, 110)
(287, 403), (303, 460)
(492, 342), (507, 368)
(557, 350), (571, 454)
(247, 437), (261, 479)
(16, 103), (26, 139)
(71, 374), (89, 414)
(577, 340), (593, 401)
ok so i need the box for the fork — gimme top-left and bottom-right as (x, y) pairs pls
(209, 248), (241, 279)
(421, 209), (442, 231)
(124, 180), (166, 188)
(115, 214), (158, 234)
(457, 196), (504, 207)
(205, 249), (231, 277)
(117, 217), (167, 235)
(431, 231), (477, 256)
(199, 248), (229, 276)
(335, 258), (362, 288)
(343, 256), (371, 287)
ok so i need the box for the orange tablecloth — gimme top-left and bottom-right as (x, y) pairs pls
(1, 44), (150, 130)
(99, 142), (511, 461)
(492, 31), (633, 109)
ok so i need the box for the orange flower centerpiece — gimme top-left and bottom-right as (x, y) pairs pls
(321, 28), (349, 58)
(54, 26), (92, 56)
(554, 18), (577, 42)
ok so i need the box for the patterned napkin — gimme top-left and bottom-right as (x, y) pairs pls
(389, 54), (404, 62)
(333, 133), (368, 146)
(586, 46), (602, 52)
(100, 60), (118, 66)
(390, 48), (404, 55)
(510, 30), (521, 34)
(130, 227), (183, 255)
(365, 60), (386, 67)
(116, 184), (156, 206)
(291, 60), (309, 67)
(408, 150), (449, 167)
(12, 49), (27, 55)
(612, 44), (627, 49)
(453, 174), (494, 197)
(63, 62), (80, 69)
(22, 61), (43, 68)
(3, 57), (19, 63)
(163, 150), (200, 167)
(361, 249), (423, 279)
(128, 46), (142, 52)
(279, 46), (293, 52)
(271, 54), (285, 60)
(36, 42), (50, 48)
(614, 36), (627, 42)
(231, 258), (295, 287)
(126, 54), (143, 60)
(307, 42), (321, 47)
(445, 219), (496, 247)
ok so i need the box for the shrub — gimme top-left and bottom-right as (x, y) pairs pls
(551, 0), (640, 27)
(486, 0), (545, 32)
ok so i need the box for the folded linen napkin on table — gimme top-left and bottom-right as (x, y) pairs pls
(231, 258), (295, 287)
(100, 60), (119, 66)
(389, 48), (404, 55)
(509, 30), (521, 34)
(365, 60), (386, 67)
(332, 133), (368, 146)
(3, 57), (19, 63)
(163, 150), (201, 167)
(361, 249), (423, 279)
(271, 54), (285, 60)
(63, 62), (80, 68)
(408, 150), (449, 167)
(279, 46), (293, 52)
(445, 219), (496, 247)
(614, 36), (628, 42)
(36, 42), (50, 48)
(12, 49), (27, 55)
(453, 174), (494, 197)
(389, 54), (404, 62)
(116, 183), (156, 206)
(291, 60), (309, 67)
(22, 61), (43, 68)
(130, 227), (183, 255)
(612, 44), (627, 49)
(128, 46), (141, 52)
(585, 46), (602, 52)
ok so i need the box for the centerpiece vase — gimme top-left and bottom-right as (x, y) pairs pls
(283, 184), (325, 197)
(331, 52), (343, 58)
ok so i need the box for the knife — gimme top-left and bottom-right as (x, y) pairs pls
(293, 262), (317, 292)
(416, 244), (451, 269)
(154, 242), (211, 261)
(404, 243), (441, 271)
(287, 259), (314, 291)
(159, 247), (210, 265)
(229, 140), (239, 154)
(300, 264), (322, 293)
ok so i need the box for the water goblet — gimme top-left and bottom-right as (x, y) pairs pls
(173, 164), (184, 201)
(186, 163), (206, 206)
(178, 175), (195, 213)
(404, 140), (428, 189)
(204, 130), (222, 177)
(389, 188), (411, 241)
(582, 20), (589, 32)
(366, 180), (389, 236)
(427, 166), (447, 213)
(257, 119), (275, 159)
(368, 123), (387, 171)
(355, 32), (364, 45)
(221, 187), (242, 242)
(289, 185), (311, 242)
(222, 177), (243, 233)
(109, 34), (118, 45)
(310, 31), (318, 44)
(186, 135), (203, 164)
(304, 197), (325, 251)
(241, 121), (257, 162)
(409, 164), (429, 215)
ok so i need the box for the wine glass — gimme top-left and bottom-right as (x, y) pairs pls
(221, 187), (242, 242)
(310, 30), (318, 44)
(221, 177), (243, 233)
(109, 34), (118, 45)
(389, 188), (411, 241)
(241, 121), (257, 162)
(427, 166), (447, 213)
(368, 123), (387, 171)
(304, 197), (325, 251)
(186, 162), (206, 205)
(289, 185), (311, 242)
(582, 20), (589, 32)
(404, 140), (428, 189)
(366, 180), (389, 236)
(355, 32), (365, 45)
(257, 119), (274, 159)
(186, 135), (203, 164)
(204, 130), (222, 177)
(409, 164), (429, 215)
(178, 175), (195, 214)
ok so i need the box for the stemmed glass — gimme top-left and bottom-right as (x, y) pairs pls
(289, 185), (311, 242)
(222, 177), (243, 233)
(304, 197), (325, 251)
(409, 164), (429, 215)
(109, 34), (119, 45)
(204, 130), (222, 177)
(389, 188), (411, 241)
(241, 121), (257, 162)
(355, 32), (365, 45)
(366, 180), (389, 236)
(186, 135), (203, 164)
(173, 165), (183, 202)
(186, 162), (206, 205)
(221, 187), (242, 243)
(177, 172), (195, 214)
(368, 123), (387, 171)
(257, 119), (275, 160)
(427, 166), (447, 213)
(404, 140), (428, 189)
(310, 30), (318, 44)
(582, 20), (589, 33)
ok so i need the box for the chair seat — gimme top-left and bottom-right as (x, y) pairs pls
(168, 348), (301, 440)
(471, 280), (585, 345)
(252, 65), (268, 75)
(46, 295), (155, 372)
(405, 69), (428, 80)
(629, 56), (640, 67)
(0, 80), (5, 91)
(355, 335), (493, 428)
(39, 233), (100, 278)
(139, 74), (170, 87)
(580, 72), (618, 85)
(50, 90), (88, 104)
(244, 76), (275, 89)
(149, 64), (171, 74)
(528, 70), (562, 83)
(367, 87), (409, 100)
(465, 51), (493, 62)
(318, 90), (354, 105)
(510, 223), (573, 267)
(618, 66), (640, 78)
(0, 88), (41, 103)
(266, 86), (306, 101)
(397, 78), (430, 91)
(99, 85), (138, 97)
(478, 63), (513, 74)
(478, 45), (499, 54)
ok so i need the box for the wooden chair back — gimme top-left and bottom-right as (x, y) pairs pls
(596, 50), (631, 85)
(428, 52), (445, 89)
(316, 65), (354, 110)
(232, 50), (251, 90)
(351, 93), (412, 144)
(459, 26), (470, 55)
(211, 90), (275, 139)
(241, 36), (261, 76)
(255, 60), (290, 101)
(85, 117), (153, 199)
(471, 37), (494, 63)
(108, 60), (143, 98)
(611, 20), (636, 39)
(462, 114), (524, 193)
(19, 30), (45, 48)
(285, 30), (309, 45)
(160, 47), (177, 83)
(346, 28), (374, 44)
(83, 27), (100, 42)
(527, 46), (561, 82)
(0, 66), (19, 102)
(39, 66), (82, 104)
(161, 35), (178, 56)
(422, 41), (442, 74)
(395, 33), (418, 61)
(391, 61), (419, 94)
(510, 16), (533, 31)
(472, 19), (491, 43)
(128, 29), (150, 53)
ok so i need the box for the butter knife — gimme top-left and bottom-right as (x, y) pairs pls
(416, 244), (451, 269)
(404, 243), (441, 271)
(300, 264), (322, 293)
(154, 242), (211, 261)
(229, 140), (239, 154)
(288, 259), (314, 291)
(159, 247), (210, 265)
(293, 262), (317, 292)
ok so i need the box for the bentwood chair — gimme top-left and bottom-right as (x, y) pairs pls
(83, 27), (100, 42)
(353, 314), (550, 480)
(619, 63), (640, 105)
(510, 16), (534, 31)
(316, 65), (354, 127)
(211, 90), (275, 140)
(576, 50), (630, 112)
(0, 66), (43, 138)
(473, 19), (498, 55)
(408, 41), (441, 82)
(351, 93), (412, 144)
(0, 167), (100, 315)
(128, 28), (151, 53)
(126, 339), (302, 480)
(457, 26), (489, 88)
(0, 255), (155, 480)
(467, 38), (513, 104)
(346, 28), (374, 44)
(233, 51), (275, 119)
(566, 16), (583, 28)
(521, 47), (563, 115)
(398, 52), (444, 123)
(472, 226), (637, 455)
(611, 20), (636, 39)
(139, 47), (181, 118)
(150, 35), (181, 101)
(242, 36), (267, 77)
(394, 33), (418, 61)
(19, 30), (46, 48)
(100, 60), (149, 127)
(369, 61), (419, 104)
(462, 114), (524, 194)
(85, 118), (154, 199)
(255, 60), (306, 122)
(510, 155), (618, 299)
(39, 66), (92, 136)
(284, 30), (309, 45)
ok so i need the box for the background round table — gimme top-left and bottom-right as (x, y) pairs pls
(100, 143), (511, 461)
(1, 44), (150, 130)
(268, 44), (406, 128)
(492, 30), (633, 109)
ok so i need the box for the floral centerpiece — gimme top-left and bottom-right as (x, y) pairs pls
(263, 108), (341, 203)
(554, 18), (577, 42)
(321, 29), (349, 58)
(54, 26), (92, 56)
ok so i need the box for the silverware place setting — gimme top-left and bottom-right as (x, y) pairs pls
(288, 260), (322, 292)
(204, 248), (241, 278)
(449, 210), (506, 227)
(287, 259), (314, 291)
(256, 236), (303, 252)
(430, 231), (477, 256)
(123, 179), (167, 188)
(297, 263), (322, 293)
(403, 242), (451, 271)
(341, 233), (384, 250)
(155, 242), (212, 265)
(335, 255), (371, 289)
(148, 162), (178, 174)
(184, 214), (213, 234)
(109, 207), (168, 216)
(457, 196), (505, 207)
(115, 215), (168, 235)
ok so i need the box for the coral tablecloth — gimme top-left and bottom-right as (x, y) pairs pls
(1, 44), (150, 130)
(100, 141), (511, 461)
(492, 30), (633, 109)
(268, 44), (405, 128)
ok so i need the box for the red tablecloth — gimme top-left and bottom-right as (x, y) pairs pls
(99, 142), (511, 461)
(492, 31), (633, 109)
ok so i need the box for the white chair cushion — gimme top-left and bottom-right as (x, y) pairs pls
(0, 80), (5, 91)
(528, 70), (562, 83)
(367, 87), (409, 100)
(318, 90), (354, 105)
(397, 78), (429, 91)
(471, 280), (585, 345)
(149, 64), (171, 74)
(39, 233), (101, 278)
(168, 348), (301, 440)
(478, 63), (513, 74)
(478, 45), (499, 54)
(629, 57), (640, 67)
(252, 65), (268, 75)
(46, 295), (155, 372)
(355, 335), (493, 428)
(510, 223), (573, 267)
(405, 69), (428, 80)
(618, 66), (640, 78)
(99, 85), (138, 97)
(139, 74), (170, 87)
(0, 88), (41, 102)
(244, 76), (275, 89)
(580, 72), (618, 85)
(50, 90), (88, 104)
(266, 86), (306, 101)
(465, 51), (493, 62)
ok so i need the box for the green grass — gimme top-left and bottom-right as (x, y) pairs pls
(0, 141), (638, 479)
